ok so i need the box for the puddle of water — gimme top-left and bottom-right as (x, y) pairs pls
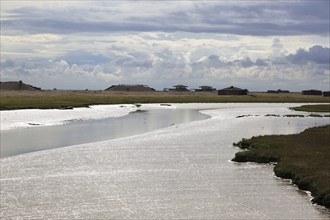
(0, 109), (209, 158)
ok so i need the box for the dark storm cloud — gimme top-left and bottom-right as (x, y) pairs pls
(2, 1), (329, 36)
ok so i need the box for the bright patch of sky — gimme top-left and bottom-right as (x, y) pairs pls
(1, 1), (329, 91)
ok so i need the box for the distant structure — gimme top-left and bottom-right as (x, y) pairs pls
(218, 86), (248, 95)
(195, 86), (215, 92)
(105, 84), (155, 92)
(302, 90), (322, 96)
(168, 85), (189, 92)
(0, 81), (41, 91)
(323, 91), (330, 97)
(267, 89), (290, 93)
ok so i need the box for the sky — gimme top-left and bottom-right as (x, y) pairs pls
(1, 0), (329, 91)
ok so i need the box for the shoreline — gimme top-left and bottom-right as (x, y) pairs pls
(0, 103), (318, 131)
(0, 104), (137, 131)
(232, 125), (330, 208)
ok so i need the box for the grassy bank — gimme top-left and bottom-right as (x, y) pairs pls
(232, 125), (330, 208)
(291, 104), (330, 112)
(1, 90), (329, 110)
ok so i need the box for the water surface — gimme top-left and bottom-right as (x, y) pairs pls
(1, 109), (209, 158)
(1, 104), (329, 219)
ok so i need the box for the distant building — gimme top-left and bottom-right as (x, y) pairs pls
(267, 89), (290, 93)
(218, 86), (248, 95)
(0, 81), (41, 91)
(169, 85), (189, 92)
(322, 91), (330, 97)
(302, 90), (322, 96)
(195, 86), (215, 92)
(105, 84), (155, 92)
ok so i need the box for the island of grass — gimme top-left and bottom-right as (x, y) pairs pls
(232, 125), (330, 208)
(291, 104), (330, 112)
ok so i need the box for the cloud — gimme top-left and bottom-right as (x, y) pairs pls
(255, 59), (269, 67)
(1, 0), (329, 92)
(59, 50), (109, 65)
(286, 46), (330, 64)
(2, 44), (328, 91)
(0, 58), (122, 90)
(271, 38), (286, 57)
(2, 1), (329, 36)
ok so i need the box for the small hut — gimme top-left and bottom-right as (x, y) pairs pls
(267, 89), (290, 93)
(302, 90), (322, 96)
(323, 91), (330, 97)
(195, 86), (215, 92)
(170, 85), (189, 92)
(218, 86), (248, 95)
(105, 84), (155, 92)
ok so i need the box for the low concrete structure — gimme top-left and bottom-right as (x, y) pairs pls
(323, 91), (330, 97)
(0, 81), (41, 91)
(267, 89), (290, 93)
(105, 84), (155, 92)
(302, 90), (322, 96)
(218, 86), (248, 95)
(169, 85), (189, 92)
(195, 86), (215, 92)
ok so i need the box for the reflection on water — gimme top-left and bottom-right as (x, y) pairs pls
(1, 104), (330, 219)
(0, 109), (209, 158)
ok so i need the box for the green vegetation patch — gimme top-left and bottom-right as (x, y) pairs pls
(1, 91), (329, 110)
(283, 114), (305, 117)
(291, 104), (330, 112)
(232, 125), (330, 208)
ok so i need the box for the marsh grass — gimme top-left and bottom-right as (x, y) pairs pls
(291, 104), (330, 112)
(232, 125), (330, 208)
(1, 90), (329, 110)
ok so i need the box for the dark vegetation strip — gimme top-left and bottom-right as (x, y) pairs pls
(236, 114), (330, 118)
(1, 91), (329, 110)
(232, 125), (330, 208)
(291, 104), (330, 112)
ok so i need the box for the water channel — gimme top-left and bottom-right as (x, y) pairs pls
(1, 104), (329, 219)
(0, 108), (209, 158)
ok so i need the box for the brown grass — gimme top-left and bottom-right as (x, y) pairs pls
(1, 90), (329, 110)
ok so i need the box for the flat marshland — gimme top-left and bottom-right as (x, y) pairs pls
(0, 90), (329, 110)
(233, 117), (330, 208)
(1, 90), (330, 210)
(233, 104), (330, 208)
